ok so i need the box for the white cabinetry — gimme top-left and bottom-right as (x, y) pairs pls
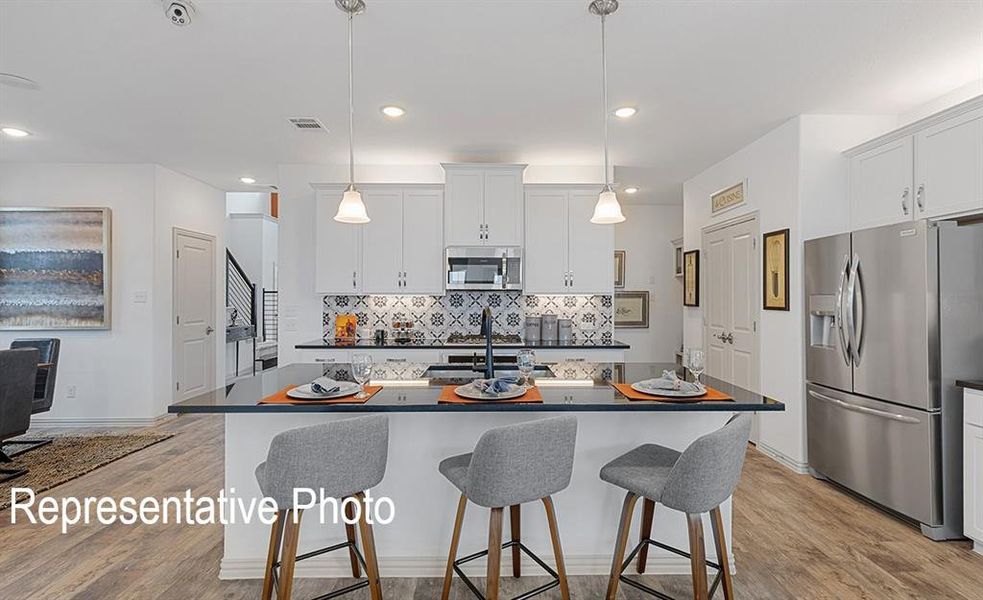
(524, 185), (614, 294)
(965, 388), (983, 555)
(314, 184), (444, 294)
(443, 164), (525, 246)
(846, 98), (983, 230)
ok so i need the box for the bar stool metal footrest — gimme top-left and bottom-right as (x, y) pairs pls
(271, 540), (370, 600)
(619, 538), (723, 600)
(453, 541), (560, 600)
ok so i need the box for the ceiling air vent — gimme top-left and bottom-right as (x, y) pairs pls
(287, 117), (327, 131)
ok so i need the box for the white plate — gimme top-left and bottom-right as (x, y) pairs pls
(454, 383), (527, 401)
(630, 381), (707, 398)
(287, 382), (361, 400)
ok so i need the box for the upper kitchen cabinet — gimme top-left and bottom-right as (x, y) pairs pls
(524, 185), (614, 294)
(443, 163), (526, 246)
(401, 188), (445, 293)
(846, 97), (983, 231)
(360, 188), (404, 294)
(914, 106), (983, 220)
(314, 184), (362, 294)
(848, 137), (914, 230)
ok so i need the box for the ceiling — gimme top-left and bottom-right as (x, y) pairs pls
(1, 1), (981, 205)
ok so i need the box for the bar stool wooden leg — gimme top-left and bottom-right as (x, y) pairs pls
(441, 494), (468, 600)
(636, 497), (656, 574)
(354, 492), (384, 600)
(277, 509), (303, 600)
(261, 509), (287, 600)
(686, 513), (709, 600)
(486, 507), (504, 600)
(605, 491), (639, 600)
(710, 506), (735, 600)
(343, 498), (361, 578)
(542, 496), (570, 600)
(509, 504), (521, 578)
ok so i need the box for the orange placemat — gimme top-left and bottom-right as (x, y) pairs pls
(438, 385), (543, 404)
(259, 385), (382, 405)
(612, 383), (733, 403)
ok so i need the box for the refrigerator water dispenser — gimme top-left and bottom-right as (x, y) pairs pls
(809, 295), (837, 348)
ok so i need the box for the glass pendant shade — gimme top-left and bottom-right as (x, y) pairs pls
(591, 187), (625, 224)
(334, 185), (370, 223)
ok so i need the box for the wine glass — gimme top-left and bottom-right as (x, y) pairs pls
(351, 353), (373, 399)
(516, 349), (536, 387)
(687, 349), (706, 387)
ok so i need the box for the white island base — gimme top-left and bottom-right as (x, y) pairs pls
(219, 411), (737, 580)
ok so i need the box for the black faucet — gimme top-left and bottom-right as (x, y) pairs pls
(479, 307), (494, 379)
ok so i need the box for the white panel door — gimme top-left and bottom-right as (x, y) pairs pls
(705, 232), (731, 380)
(444, 170), (484, 246)
(915, 107), (983, 219)
(524, 190), (569, 294)
(402, 188), (445, 294)
(174, 230), (216, 401)
(360, 189), (403, 293)
(315, 190), (362, 293)
(568, 191), (614, 294)
(483, 171), (523, 246)
(849, 137), (914, 230)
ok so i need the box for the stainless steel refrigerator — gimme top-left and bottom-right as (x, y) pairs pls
(805, 219), (983, 540)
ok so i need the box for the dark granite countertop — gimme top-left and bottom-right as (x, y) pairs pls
(295, 338), (630, 350)
(169, 362), (784, 414)
(956, 380), (983, 392)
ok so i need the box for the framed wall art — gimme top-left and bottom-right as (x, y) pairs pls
(710, 180), (746, 215)
(0, 207), (112, 330)
(683, 249), (700, 307)
(614, 250), (626, 288)
(763, 228), (790, 310)
(614, 291), (649, 328)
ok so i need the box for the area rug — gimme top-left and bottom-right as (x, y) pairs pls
(0, 433), (174, 510)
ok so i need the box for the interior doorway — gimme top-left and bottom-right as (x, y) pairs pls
(173, 228), (217, 402)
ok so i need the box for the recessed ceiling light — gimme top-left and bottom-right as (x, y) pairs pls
(613, 106), (637, 118)
(624, 187), (638, 194)
(1, 127), (31, 138)
(381, 105), (406, 118)
(239, 176), (256, 184)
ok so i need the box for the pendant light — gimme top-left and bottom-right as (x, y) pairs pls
(589, 0), (626, 224)
(334, 0), (370, 223)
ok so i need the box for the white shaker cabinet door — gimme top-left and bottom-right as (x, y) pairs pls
(315, 189), (362, 294)
(849, 137), (914, 231)
(915, 107), (983, 220)
(402, 188), (445, 294)
(444, 169), (484, 246)
(524, 190), (569, 294)
(360, 189), (403, 294)
(483, 170), (524, 246)
(567, 191), (614, 294)
(965, 423), (983, 545)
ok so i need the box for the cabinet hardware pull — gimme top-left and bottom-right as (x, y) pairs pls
(386, 358), (407, 363)
(916, 184), (925, 212)
(901, 187), (910, 216)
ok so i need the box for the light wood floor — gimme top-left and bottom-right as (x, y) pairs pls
(0, 414), (981, 599)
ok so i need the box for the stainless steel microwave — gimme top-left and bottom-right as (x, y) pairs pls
(445, 247), (522, 291)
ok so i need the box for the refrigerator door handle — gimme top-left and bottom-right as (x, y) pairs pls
(854, 256), (865, 361)
(846, 253), (863, 365)
(834, 253), (852, 366)
(808, 390), (921, 424)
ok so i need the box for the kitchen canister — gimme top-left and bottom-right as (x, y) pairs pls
(524, 315), (542, 343)
(558, 318), (573, 342)
(541, 313), (559, 343)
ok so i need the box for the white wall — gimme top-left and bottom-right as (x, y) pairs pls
(614, 204), (683, 362)
(226, 192), (270, 216)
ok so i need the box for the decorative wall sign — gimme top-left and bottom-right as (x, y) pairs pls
(711, 181), (746, 215)
(683, 250), (700, 307)
(0, 207), (112, 330)
(614, 291), (649, 328)
(614, 250), (626, 288)
(763, 228), (790, 311)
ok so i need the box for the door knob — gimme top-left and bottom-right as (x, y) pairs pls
(205, 326), (215, 335)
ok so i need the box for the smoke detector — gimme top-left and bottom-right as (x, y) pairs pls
(162, 1), (196, 26)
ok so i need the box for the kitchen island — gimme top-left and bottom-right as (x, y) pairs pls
(170, 363), (783, 580)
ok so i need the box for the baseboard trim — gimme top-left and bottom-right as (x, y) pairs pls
(220, 553), (736, 580)
(30, 414), (174, 428)
(754, 442), (810, 475)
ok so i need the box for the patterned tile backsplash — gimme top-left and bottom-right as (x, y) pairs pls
(322, 292), (613, 343)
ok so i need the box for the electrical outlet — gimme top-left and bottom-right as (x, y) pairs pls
(66, 385), (77, 399)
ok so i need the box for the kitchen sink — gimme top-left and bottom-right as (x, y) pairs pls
(423, 363), (555, 384)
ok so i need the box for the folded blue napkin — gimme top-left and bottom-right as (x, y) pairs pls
(310, 377), (342, 395)
(472, 377), (519, 394)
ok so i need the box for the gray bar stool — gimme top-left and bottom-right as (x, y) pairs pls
(255, 415), (389, 600)
(600, 413), (752, 600)
(438, 416), (578, 600)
